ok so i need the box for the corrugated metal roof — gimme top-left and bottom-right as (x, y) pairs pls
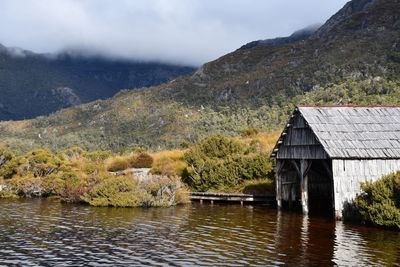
(298, 106), (400, 159)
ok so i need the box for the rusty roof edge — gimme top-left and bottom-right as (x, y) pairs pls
(297, 104), (400, 108)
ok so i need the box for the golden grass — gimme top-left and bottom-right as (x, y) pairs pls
(150, 149), (187, 176)
(3, 120), (32, 133)
(150, 149), (185, 161)
(0, 142), (6, 149)
(235, 130), (281, 153)
(105, 156), (130, 172)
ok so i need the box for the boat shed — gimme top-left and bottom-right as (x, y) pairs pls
(271, 106), (400, 219)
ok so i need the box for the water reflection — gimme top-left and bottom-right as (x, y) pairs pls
(0, 199), (399, 266)
(333, 222), (400, 266)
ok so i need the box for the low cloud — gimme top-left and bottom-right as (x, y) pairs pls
(0, 0), (348, 66)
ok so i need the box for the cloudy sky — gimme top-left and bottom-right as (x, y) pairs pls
(0, 0), (348, 66)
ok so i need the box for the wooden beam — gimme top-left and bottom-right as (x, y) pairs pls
(289, 160), (301, 179)
(276, 160), (286, 175)
(275, 160), (283, 209)
(300, 159), (312, 215)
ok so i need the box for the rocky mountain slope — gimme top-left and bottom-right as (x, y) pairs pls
(239, 24), (322, 50)
(0, 46), (194, 120)
(0, 0), (399, 153)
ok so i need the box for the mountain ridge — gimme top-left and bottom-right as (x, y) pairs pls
(240, 24), (322, 50)
(0, 44), (195, 120)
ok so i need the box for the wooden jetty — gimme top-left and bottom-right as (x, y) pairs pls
(189, 192), (275, 205)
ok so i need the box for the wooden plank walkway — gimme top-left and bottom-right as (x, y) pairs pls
(190, 192), (276, 205)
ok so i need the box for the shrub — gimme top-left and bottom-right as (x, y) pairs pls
(241, 154), (274, 179)
(0, 190), (19, 199)
(49, 171), (86, 202)
(240, 179), (275, 195)
(19, 149), (62, 177)
(7, 175), (47, 197)
(354, 172), (400, 229)
(106, 156), (130, 172)
(130, 152), (154, 168)
(0, 148), (20, 179)
(59, 147), (86, 160)
(180, 141), (191, 149)
(82, 175), (188, 207)
(241, 127), (260, 137)
(191, 135), (244, 159)
(82, 176), (151, 207)
(85, 150), (113, 161)
(183, 135), (274, 191)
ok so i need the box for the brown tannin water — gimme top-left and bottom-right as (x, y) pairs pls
(0, 199), (399, 266)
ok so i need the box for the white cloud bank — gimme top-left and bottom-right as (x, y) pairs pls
(0, 0), (348, 66)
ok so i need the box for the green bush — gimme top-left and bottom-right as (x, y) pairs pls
(82, 176), (151, 207)
(190, 135), (244, 159)
(0, 148), (20, 179)
(130, 153), (154, 168)
(354, 172), (400, 229)
(19, 149), (62, 177)
(241, 179), (275, 195)
(59, 146), (86, 160)
(183, 135), (274, 191)
(50, 171), (85, 202)
(85, 150), (113, 161)
(7, 175), (48, 197)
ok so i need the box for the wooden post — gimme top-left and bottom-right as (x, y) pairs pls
(300, 159), (311, 215)
(275, 160), (284, 209)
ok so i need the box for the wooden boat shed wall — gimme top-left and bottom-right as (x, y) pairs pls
(272, 106), (400, 219)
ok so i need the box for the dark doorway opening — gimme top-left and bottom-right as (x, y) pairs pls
(279, 160), (302, 212)
(307, 160), (334, 217)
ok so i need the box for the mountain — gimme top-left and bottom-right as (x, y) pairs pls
(239, 24), (322, 50)
(0, 45), (194, 120)
(0, 0), (399, 153)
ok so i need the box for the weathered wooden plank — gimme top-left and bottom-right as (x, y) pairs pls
(332, 159), (400, 219)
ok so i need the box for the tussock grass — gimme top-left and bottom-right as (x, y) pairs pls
(150, 149), (187, 176)
(234, 130), (281, 154)
(105, 156), (130, 172)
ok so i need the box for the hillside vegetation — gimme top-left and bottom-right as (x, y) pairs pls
(0, 0), (399, 153)
(0, 133), (278, 205)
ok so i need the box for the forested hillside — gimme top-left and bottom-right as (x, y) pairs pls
(0, 0), (399, 153)
(0, 45), (194, 120)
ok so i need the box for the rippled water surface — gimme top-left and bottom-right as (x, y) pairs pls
(0, 199), (399, 266)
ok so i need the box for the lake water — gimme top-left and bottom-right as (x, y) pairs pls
(0, 199), (399, 266)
